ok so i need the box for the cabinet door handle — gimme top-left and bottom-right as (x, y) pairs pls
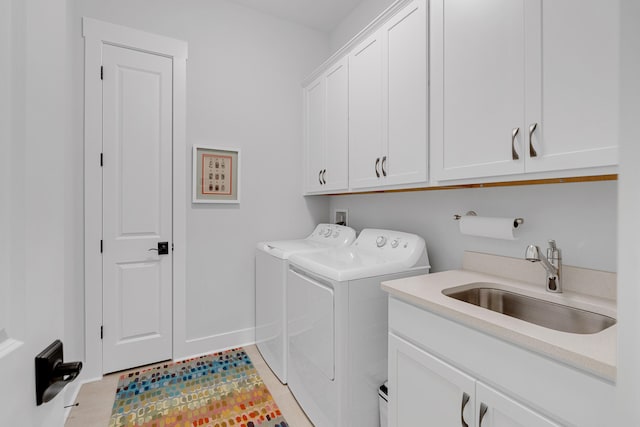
(318, 170), (323, 185)
(511, 127), (520, 160)
(322, 169), (327, 184)
(479, 402), (489, 426)
(375, 157), (381, 178)
(381, 156), (387, 177)
(529, 123), (538, 157)
(460, 392), (470, 427)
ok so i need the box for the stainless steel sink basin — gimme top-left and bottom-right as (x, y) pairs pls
(443, 286), (616, 334)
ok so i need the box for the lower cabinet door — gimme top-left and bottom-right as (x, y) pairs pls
(476, 382), (560, 427)
(389, 334), (476, 427)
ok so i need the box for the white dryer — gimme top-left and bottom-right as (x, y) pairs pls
(287, 229), (430, 427)
(255, 224), (356, 384)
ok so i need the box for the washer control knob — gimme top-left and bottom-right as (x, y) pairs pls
(376, 236), (387, 248)
(391, 239), (399, 248)
(324, 228), (333, 237)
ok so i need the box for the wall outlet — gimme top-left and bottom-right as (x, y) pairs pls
(334, 209), (348, 226)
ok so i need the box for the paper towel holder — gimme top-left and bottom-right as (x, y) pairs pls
(453, 211), (524, 227)
(453, 211), (477, 220)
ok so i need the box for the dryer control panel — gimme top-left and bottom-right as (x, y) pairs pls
(353, 229), (429, 267)
(310, 223), (357, 246)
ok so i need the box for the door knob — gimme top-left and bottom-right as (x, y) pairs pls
(148, 242), (169, 255)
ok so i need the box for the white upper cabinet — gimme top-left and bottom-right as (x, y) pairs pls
(431, 0), (619, 182)
(349, 0), (428, 190)
(383, 0), (428, 186)
(323, 60), (350, 190)
(525, 0), (619, 173)
(304, 76), (326, 193)
(303, 58), (349, 194)
(431, 0), (526, 181)
(348, 32), (385, 190)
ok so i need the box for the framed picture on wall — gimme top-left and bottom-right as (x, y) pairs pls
(192, 145), (241, 204)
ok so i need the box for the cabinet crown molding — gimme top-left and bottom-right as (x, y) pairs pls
(301, 0), (415, 87)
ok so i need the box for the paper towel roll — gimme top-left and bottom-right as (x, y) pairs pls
(458, 216), (519, 240)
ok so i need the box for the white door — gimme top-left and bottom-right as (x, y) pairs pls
(304, 76), (325, 193)
(287, 268), (338, 426)
(389, 334), (476, 427)
(0, 0), (68, 421)
(349, 31), (384, 190)
(431, 0), (526, 181)
(524, 0), (619, 173)
(476, 382), (561, 427)
(383, 0), (428, 186)
(102, 44), (173, 373)
(323, 58), (349, 192)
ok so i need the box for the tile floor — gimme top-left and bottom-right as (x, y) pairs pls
(65, 345), (313, 427)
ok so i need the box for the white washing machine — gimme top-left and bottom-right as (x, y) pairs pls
(255, 224), (356, 384)
(287, 229), (430, 427)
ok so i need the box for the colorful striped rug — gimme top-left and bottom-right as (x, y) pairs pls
(108, 348), (288, 427)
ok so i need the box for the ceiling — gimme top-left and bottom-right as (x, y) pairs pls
(227, 0), (364, 32)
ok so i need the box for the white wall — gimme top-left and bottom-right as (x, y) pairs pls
(71, 0), (330, 361)
(0, 0), (11, 340)
(330, 0), (395, 50)
(616, 0), (640, 423)
(330, 180), (617, 274)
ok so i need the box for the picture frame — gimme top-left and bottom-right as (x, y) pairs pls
(192, 145), (240, 204)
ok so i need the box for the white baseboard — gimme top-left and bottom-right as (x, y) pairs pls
(175, 327), (255, 361)
(63, 376), (102, 421)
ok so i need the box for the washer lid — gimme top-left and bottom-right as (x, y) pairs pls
(257, 240), (328, 259)
(256, 224), (356, 259)
(289, 229), (430, 281)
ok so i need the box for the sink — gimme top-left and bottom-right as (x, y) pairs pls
(443, 285), (616, 334)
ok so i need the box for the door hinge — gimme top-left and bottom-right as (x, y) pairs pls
(172, 243), (174, 252)
(100, 65), (103, 80)
(100, 240), (103, 253)
(100, 325), (103, 340)
(100, 153), (103, 167)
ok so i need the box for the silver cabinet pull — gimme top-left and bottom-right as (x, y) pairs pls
(479, 403), (489, 426)
(375, 158), (381, 178)
(381, 156), (387, 177)
(529, 123), (538, 157)
(460, 392), (470, 427)
(318, 170), (323, 185)
(322, 169), (327, 184)
(511, 127), (520, 160)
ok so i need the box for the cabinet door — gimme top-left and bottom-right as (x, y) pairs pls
(525, 0), (619, 173)
(476, 382), (560, 427)
(304, 76), (325, 193)
(383, 0), (428, 186)
(431, 0), (526, 181)
(389, 334), (476, 427)
(349, 31), (384, 190)
(323, 58), (349, 191)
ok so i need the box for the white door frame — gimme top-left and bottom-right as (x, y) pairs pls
(83, 17), (188, 378)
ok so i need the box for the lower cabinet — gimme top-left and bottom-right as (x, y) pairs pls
(389, 334), (560, 427)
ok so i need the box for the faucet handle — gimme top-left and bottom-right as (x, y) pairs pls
(546, 240), (561, 263)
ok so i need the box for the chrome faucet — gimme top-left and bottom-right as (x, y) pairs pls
(525, 240), (562, 293)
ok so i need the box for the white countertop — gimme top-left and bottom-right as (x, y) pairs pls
(381, 269), (617, 381)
